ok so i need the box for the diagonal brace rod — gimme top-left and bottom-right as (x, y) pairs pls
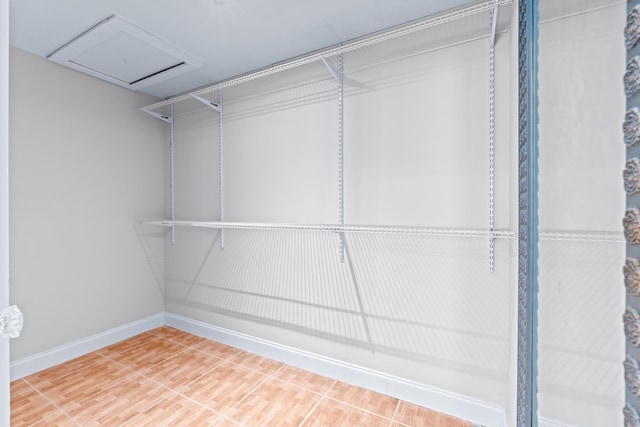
(490, 1), (499, 47)
(321, 58), (342, 83)
(141, 108), (172, 124)
(343, 234), (373, 349)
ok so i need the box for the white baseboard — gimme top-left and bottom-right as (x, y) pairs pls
(165, 313), (507, 427)
(538, 417), (578, 427)
(10, 313), (164, 381)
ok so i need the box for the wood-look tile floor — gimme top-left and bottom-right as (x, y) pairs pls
(11, 327), (473, 427)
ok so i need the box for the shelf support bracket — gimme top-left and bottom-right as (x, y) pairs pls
(191, 94), (221, 113)
(169, 103), (175, 244)
(322, 58), (342, 83)
(489, 0), (499, 47)
(218, 90), (224, 249)
(488, 0), (497, 272)
(337, 53), (345, 262)
(190, 92), (224, 249)
(141, 106), (175, 244)
(322, 56), (371, 91)
(323, 54), (346, 260)
(141, 108), (172, 124)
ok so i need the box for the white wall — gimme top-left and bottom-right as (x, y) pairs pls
(8, 48), (165, 360)
(537, 2), (625, 426)
(164, 25), (516, 417)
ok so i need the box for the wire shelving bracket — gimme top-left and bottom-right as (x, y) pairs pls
(141, 108), (172, 124)
(488, 0), (498, 272)
(138, 0), (515, 263)
(191, 92), (225, 249)
(142, 105), (175, 244)
(191, 94), (221, 113)
(218, 89), (224, 249)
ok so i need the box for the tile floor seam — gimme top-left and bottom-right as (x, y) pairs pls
(98, 350), (154, 378)
(130, 366), (232, 424)
(35, 410), (83, 427)
(119, 337), (257, 424)
(215, 414), (249, 427)
(117, 339), (192, 370)
(128, 343), (191, 372)
(26, 352), (110, 385)
(323, 394), (397, 421)
(225, 369), (274, 414)
(265, 375), (329, 398)
(118, 388), (225, 427)
(192, 341), (244, 362)
(185, 360), (230, 390)
(22, 377), (83, 426)
(60, 354), (173, 421)
(297, 379), (337, 426)
(225, 357), (274, 374)
(90, 378), (171, 426)
(190, 345), (239, 362)
(100, 340), (196, 377)
(167, 357), (227, 392)
(9, 379), (31, 399)
(269, 361), (287, 377)
(389, 399), (401, 426)
(95, 333), (157, 356)
(159, 386), (225, 417)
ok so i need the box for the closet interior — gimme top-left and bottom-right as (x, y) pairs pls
(5, 0), (626, 425)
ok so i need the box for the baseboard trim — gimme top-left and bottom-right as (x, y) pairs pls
(538, 416), (578, 427)
(10, 313), (164, 381)
(165, 313), (507, 427)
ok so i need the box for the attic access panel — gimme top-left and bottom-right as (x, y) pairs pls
(47, 15), (203, 91)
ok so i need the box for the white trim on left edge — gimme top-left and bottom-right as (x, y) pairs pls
(1, 2), (11, 426)
(10, 313), (164, 380)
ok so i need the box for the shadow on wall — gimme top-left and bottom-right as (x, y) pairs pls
(134, 221), (166, 294)
(139, 225), (516, 382)
(135, 223), (624, 417)
(537, 237), (624, 412)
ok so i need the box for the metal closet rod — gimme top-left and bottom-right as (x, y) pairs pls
(140, 0), (512, 113)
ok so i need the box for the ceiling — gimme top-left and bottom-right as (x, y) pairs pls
(9, 0), (473, 99)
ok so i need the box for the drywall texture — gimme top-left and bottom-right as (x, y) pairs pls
(537, 2), (625, 426)
(8, 48), (165, 360)
(164, 27), (517, 413)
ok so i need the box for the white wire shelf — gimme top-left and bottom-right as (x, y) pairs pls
(140, 0), (512, 117)
(140, 220), (624, 243)
(538, 230), (624, 242)
(140, 220), (517, 239)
